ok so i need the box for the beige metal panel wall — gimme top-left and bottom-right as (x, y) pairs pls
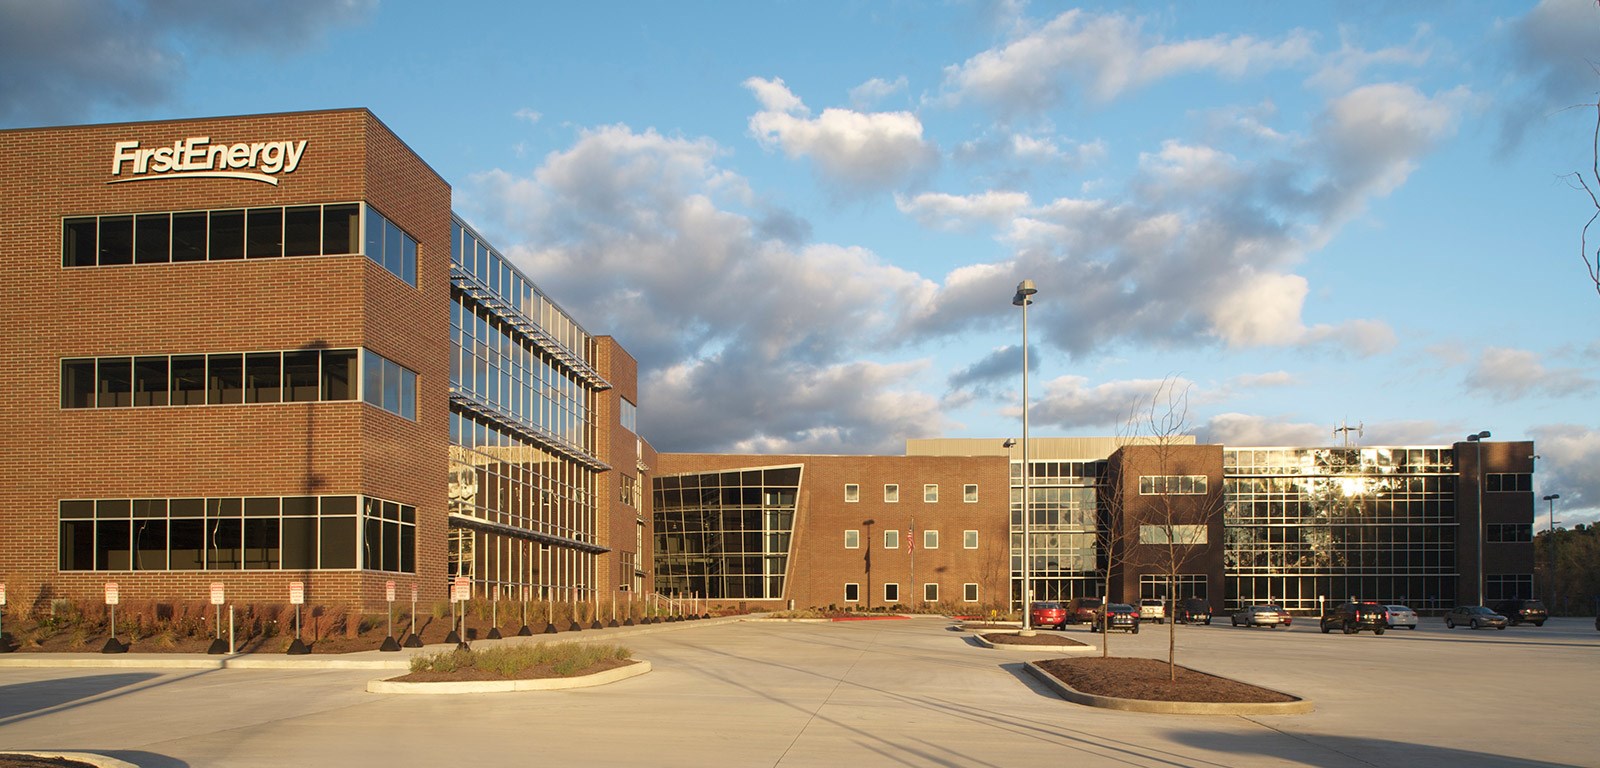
(906, 436), (1196, 460)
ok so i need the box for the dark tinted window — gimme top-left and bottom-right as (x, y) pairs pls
(96, 357), (133, 407)
(170, 355), (207, 405)
(64, 218), (97, 267)
(133, 356), (169, 407)
(99, 215), (133, 265)
(62, 359), (96, 408)
(322, 349), (356, 400)
(207, 353), (243, 404)
(209, 210), (244, 260)
(283, 351), (320, 402)
(135, 213), (170, 264)
(171, 212), (207, 262)
(246, 207), (283, 258)
(283, 206), (321, 256)
(245, 352), (282, 403)
(324, 204), (358, 254)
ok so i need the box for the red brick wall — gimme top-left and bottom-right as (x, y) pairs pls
(0, 110), (451, 611)
(656, 453), (1010, 610)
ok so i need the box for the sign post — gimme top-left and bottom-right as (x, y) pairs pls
(451, 576), (469, 649)
(207, 583), (227, 655)
(380, 580), (400, 652)
(404, 584), (421, 647)
(0, 583), (8, 653)
(287, 582), (308, 655)
(102, 582), (125, 653)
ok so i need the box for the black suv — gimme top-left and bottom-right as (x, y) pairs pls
(1173, 598), (1212, 625)
(1319, 602), (1388, 635)
(1491, 599), (1548, 626)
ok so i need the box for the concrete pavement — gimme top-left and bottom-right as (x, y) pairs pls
(0, 615), (1595, 767)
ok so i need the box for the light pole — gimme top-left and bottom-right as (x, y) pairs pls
(1013, 279), (1037, 634)
(1543, 493), (1560, 608)
(1467, 431), (1490, 604)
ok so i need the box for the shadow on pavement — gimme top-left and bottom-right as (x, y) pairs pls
(0, 674), (160, 720)
(101, 750), (191, 768)
(1166, 730), (1577, 768)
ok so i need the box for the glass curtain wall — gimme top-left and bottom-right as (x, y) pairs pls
(1223, 447), (1458, 614)
(1011, 460), (1104, 606)
(447, 215), (605, 603)
(652, 466), (801, 600)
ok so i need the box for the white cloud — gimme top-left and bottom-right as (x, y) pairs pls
(938, 9), (1313, 114)
(745, 77), (937, 192)
(1529, 423), (1600, 526)
(895, 190), (1033, 231)
(1306, 24), (1434, 94)
(462, 124), (945, 452)
(1029, 375), (1196, 430)
(849, 76), (908, 109)
(1465, 347), (1600, 400)
(514, 108), (542, 124)
(1197, 413), (1329, 446)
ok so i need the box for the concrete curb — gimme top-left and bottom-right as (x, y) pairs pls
(972, 632), (1096, 654)
(0, 752), (140, 768)
(1023, 661), (1314, 715)
(367, 659), (651, 694)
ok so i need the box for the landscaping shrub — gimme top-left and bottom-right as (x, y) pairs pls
(408, 642), (632, 679)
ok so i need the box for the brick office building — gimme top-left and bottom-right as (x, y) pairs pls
(0, 110), (650, 612)
(660, 437), (1538, 614)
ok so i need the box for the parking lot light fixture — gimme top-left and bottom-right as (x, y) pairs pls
(1013, 280), (1037, 634)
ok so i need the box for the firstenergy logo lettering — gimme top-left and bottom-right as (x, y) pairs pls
(110, 137), (308, 186)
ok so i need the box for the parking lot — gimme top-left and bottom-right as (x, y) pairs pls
(0, 615), (1595, 767)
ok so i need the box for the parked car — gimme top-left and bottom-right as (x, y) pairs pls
(1491, 598), (1548, 627)
(1445, 605), (1508, 630)
(1383, 605), (1418, 630)
(1030, 601), (1067, 630)
(1065, 597), (1103, 625)
(1138, 598), (1167, 624)
(1093, 603), (1140, 633)
(1319, 602), (1388, 635)
(1231, 604), (1291, 628)
(1174, 598), (1213, 625)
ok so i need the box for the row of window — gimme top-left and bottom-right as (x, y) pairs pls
(63, 349), (356, 409)
(1138, 475), (1209, 495)
(60, 348), (416, 421)
(843, 529), (979, 550)
(62, 203), (418, 287)
(840, 582), (981, 603)
(1138, 524), (1208, 545)
(1486, 524), (1533, 543)
(63, 204), (358, 266)
(1485, 473), (1533, 493)
(58, 495), (416, 573)
(843, 483), (979, 503)
(452, 217), (591, 361)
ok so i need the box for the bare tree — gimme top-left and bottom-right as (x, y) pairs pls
(1563, 91), (1600, 297)
(1119, 378), (1219, 681)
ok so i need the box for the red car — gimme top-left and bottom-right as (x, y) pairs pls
(1030, 601), (1067, 629)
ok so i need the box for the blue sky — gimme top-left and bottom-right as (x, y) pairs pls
(3, 0), (1598, 526)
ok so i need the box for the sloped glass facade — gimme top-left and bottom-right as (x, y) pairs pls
(653, 465), (801, 600)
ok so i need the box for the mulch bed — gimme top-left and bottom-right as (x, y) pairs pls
(983, 632), (1088, 647)
(1034, 657), (1296, 703)
(0, 756), (100, 768)
(389, 658), (636, 683)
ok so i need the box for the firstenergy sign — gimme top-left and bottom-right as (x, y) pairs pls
(110, 136), (308, 186)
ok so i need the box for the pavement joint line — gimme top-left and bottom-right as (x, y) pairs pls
(770, 621), (887, 767)
(1238, 716), (1385, 768)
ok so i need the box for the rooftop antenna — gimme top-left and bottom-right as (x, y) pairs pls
(1333, 419), (1364, 448)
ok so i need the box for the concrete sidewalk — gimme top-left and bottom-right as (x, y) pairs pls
(0, 616), (1594, 767)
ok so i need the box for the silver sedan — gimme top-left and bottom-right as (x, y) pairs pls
(1232, 604), (1291, 628)
(1384, 605), (1418, 629)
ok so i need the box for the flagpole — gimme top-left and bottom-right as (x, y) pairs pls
(909, 516), (916, 610)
